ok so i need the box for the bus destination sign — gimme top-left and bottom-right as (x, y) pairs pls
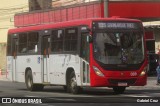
(97, 22), (140, 29)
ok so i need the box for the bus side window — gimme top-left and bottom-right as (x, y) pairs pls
(18, 33), (27, 53)
(64, 27), (78, 52)
(81, 33), (90, 62)
(28, 32), (39, 53)
(7, 34), (12, 56)
(51, 29), (64, 53)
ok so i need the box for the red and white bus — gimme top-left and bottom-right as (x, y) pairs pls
(7, 18), (147, 94)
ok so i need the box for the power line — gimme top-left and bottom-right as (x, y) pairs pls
(0, 7), (25, 10)
(0, 10), (28, 16)
(0, 3), (28, 9)
(0, 27), (9, 29)
(0, 5), (28, 17)
(0, 5), (28, 12)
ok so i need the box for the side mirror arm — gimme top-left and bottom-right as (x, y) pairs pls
(87, 35), (93, 43)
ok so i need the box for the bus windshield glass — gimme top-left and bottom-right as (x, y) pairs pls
(93, 22), (144, 65)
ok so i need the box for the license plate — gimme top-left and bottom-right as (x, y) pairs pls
(118, 82), (127, 86)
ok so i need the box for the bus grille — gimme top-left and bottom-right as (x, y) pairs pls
(108, 78), (137, 85)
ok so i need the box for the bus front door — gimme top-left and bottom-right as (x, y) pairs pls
(42, 36), (50, 83)
(12, 38), (18, 82)
(80, 33), (90, 86)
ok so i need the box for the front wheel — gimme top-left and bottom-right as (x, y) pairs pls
(113, 86), (126, 94)
(68, 72), (82, 94)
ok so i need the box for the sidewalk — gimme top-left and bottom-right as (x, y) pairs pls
(0, 74), (9, 81)
(147, 77), (160, 88)
(127, 77), (160, 90)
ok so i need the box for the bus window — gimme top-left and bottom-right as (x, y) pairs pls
(7, 34), (12, 56)
(64, 27), (78, 52)
(28, 32), (39, 53)
(81, 33), (90, 62)
(12, 38), (18, 59)
(18, 33), (27, 53)
(51, 29), (64, 53)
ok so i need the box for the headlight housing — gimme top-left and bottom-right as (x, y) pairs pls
(93, 66), (104, 77)
(140, 67), (147, 76)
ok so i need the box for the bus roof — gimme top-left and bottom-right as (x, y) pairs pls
(8, 18), (142, 34)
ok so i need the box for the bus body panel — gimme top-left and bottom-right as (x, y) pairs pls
(7, 56), (13, 81)
(89, 29), (148, 87)
(49, 54), (81, 86)
(81, 59), (90, 86)
(89, 20), (147, 88)
(8, 18), (141, 34)
(16, 55), (42, 83)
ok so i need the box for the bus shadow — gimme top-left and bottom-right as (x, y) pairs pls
(125, 89), (160, 94)
(18, 86), (160, 96)
(19, 87), (115, 95)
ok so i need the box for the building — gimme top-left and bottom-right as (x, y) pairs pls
(0, 0), (28, 72)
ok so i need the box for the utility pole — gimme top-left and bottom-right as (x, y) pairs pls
(104, 0), (109, 17)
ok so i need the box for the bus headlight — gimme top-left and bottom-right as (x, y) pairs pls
(140, 67), (147, 76)
(93, 66), (104, 77)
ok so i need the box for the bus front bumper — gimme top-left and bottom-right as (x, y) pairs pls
(90, 75), (147, 87)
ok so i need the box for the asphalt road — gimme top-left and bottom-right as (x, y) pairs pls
(0, 77), (160, 106)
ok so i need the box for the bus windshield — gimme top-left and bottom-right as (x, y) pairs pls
(93, 31), (144, 65)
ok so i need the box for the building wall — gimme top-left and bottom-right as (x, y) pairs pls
(0, 0), (28, 71)
(0, 0), (28, 43)
(52, 0), (98, 7)
(145, 28), (160, 54)
(0, 43), (6, 72)
(154, 29), (160, 54)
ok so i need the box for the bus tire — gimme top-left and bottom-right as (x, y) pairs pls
(113, 86), (126, 94)
(68, 71), (81, 94)
(63, 85), (67, 91)
(25, 70), (44, 91)
(35, 84), (44, 91)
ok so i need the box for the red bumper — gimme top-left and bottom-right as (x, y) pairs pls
(90, 75), (147, 87)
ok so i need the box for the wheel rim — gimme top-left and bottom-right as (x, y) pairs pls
(70, 77), (77, 92)
(27, 76), (32, 88)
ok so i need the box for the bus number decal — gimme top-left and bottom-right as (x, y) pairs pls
(130, 72), (137, 76)
(37, 57), (41, 64)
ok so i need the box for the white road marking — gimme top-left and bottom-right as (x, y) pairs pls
(122, 94), (151, 97)
(47, 97), (76, 102)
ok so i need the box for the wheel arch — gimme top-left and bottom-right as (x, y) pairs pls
(25, 67), (32, 79)
(25, 67), (32, 75)
(65, 67), (75, 85)
(25, 67), (44, 91)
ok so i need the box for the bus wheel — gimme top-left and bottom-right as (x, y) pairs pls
(113, 87), (126, 94)
(68, 72), (80, 94)
(25, 70), (44, 91)
(63, 86), (67, 91)
(35, 84), (44, 91)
